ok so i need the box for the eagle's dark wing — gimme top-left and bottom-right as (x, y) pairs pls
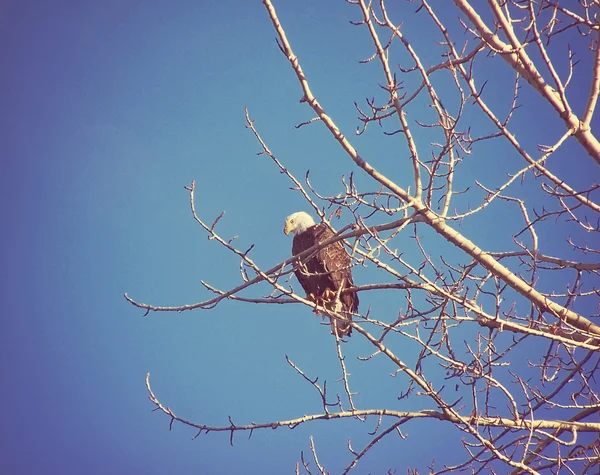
(292, 225), (325, 297)
(314, 224), (359, 314)
(292, 224), (358, 338)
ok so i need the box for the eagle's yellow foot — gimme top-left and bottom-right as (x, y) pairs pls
(306, 293), (321, 315)
(322, 288), (337, 302)
(308, 289), (338, 318)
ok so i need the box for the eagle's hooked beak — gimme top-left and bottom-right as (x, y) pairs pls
(283, 223), (290, 235)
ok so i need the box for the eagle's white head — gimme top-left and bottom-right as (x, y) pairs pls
(283, 211), (316, 236)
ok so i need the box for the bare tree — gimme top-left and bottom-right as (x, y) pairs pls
(126, 1), (600, 473)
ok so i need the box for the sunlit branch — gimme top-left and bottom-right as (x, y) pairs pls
(454, 0), (600, 164)
(145, 373), (600, 435)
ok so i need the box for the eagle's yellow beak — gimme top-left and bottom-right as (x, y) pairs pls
(283, 223), (290, 235)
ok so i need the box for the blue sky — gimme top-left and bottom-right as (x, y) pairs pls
(2, 1), (598, 474)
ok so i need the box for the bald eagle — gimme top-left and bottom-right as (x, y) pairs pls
(283, 212), (358, 338)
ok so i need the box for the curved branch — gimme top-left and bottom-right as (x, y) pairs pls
(454, 0), (600, 164)
(145, 373), (600, 435)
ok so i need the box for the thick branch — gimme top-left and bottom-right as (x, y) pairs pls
(454, 0), (600, 164)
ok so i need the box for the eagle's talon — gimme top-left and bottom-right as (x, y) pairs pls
(321, 288), (337, 303)
(306, 293), (322, 314)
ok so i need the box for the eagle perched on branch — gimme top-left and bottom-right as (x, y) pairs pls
(283, 212), (359, 338)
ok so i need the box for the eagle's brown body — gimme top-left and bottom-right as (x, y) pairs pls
(291, 223), (358, 338)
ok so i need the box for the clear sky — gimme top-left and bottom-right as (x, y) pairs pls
(2, 1), (597, 474)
